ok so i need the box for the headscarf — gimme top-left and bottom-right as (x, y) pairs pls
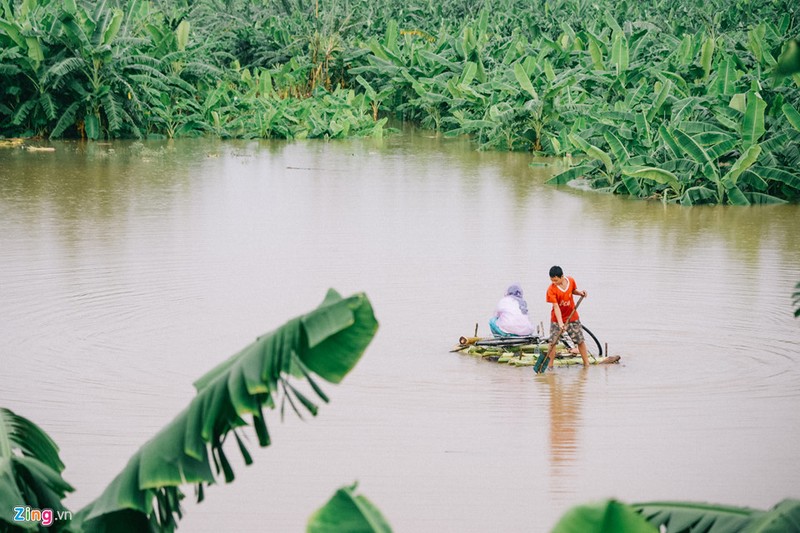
(506, 283), (528, 315)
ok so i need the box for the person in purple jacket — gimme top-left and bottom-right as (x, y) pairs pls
(489, 284), (534, 337)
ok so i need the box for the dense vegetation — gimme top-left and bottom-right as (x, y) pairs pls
(2, 0), (799, 204)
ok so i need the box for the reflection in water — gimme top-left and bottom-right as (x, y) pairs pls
(545, 369), (588, 499)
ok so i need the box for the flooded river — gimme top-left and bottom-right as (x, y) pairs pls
(1, 129), (798, 531)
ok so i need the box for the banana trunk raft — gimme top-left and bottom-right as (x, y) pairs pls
(452, 336), (621, 368)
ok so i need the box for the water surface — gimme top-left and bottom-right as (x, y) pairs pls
(1, 130), (798, 531)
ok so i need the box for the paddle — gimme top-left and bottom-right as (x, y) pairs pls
(533, 295), (585, 374)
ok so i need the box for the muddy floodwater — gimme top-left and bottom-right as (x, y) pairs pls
(1, 129), (798, 532)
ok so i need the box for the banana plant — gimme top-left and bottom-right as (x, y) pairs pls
(643, 83), (798, 205)
(0, 290), (380, 533)
(0, 0), (63, 137)
(355, 75), (395, 121)
(0, 289), (378, 532)
(50, 0), (122, 138)
(73, 289), (378, 531)
(0, 408), (73, 532)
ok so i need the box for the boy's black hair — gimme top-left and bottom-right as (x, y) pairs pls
(549, 265), (563, 278)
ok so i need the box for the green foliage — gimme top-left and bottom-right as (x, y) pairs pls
(553, 499), (658, 532)
(1, 0), (799, 202)
(634, 499), (800, 533)
(307, 483), (393, 533)
(0, 408), (73, 532)
(72, 289), (377, 531)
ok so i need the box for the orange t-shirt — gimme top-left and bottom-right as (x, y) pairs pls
(546, 276), (579, 323)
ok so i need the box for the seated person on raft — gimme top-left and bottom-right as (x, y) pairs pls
(489, 284), (534, 338)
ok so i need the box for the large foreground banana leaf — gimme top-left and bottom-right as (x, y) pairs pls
(0, 409), (74, 531)
(633, 499), (800, 532)
(72, 289), (378, 532)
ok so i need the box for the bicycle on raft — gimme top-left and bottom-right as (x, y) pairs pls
(458, 323), (604, 360)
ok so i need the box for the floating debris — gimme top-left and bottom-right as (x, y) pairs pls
(0, 138), (25, 149)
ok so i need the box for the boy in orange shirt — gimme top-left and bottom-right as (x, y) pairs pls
(545, 265), (589, 368)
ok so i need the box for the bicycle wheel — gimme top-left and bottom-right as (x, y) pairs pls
(560, 324), (603, 358)
(581, 325), (603, 357)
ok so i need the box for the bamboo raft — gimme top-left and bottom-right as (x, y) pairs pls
(452, 335), (621, 368)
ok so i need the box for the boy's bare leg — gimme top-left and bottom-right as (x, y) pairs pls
(578, 341), (590, 366)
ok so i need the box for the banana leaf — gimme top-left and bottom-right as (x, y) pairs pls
(620, 174), (642, 196)
(744, 498), (800, 531)
(782, 103), (800, 132)
(588, 38), (605, 70)
(714, 111), (740, 132)
(675, 34), (694, 66)
(416, 49), (458, 72)
(680, 185), (716, 205)
(706, 138), (738, 160)
(694, 132), (734, 146)
(659, 125), (682, 158)
(622, 166), (682, 194)
(0, 408), (74, 530)
(611, 31), (629, 73)
(73, 290), (378, 531)
(747, 166), (800, 191)
(720, 144), (761, 188)
(553, 499), (657, 533)
(742, 91), (766, 149)
(646, 80), (672, 122)
(724, 182), (750, 205)
(711, 58), (739, 96)
(567, 133), (613, 173)
(307, 483), (392, 533)
(635, 112), (651, 146)
(729, 93), (747, 114)
(744, 192), (788, 204)
(700, 35), (715, 80)
(626, 80), (649, 109)
(634, 501), (754, 532)
(513, 62), (538, 99)
(671, 96), (704, 123)
(634, 499), (800, 533)
(677, 121), (728, 134)
(101, 9), (123, 47)
(546, 164), (596, 185)
(603, 131), (629, 163)
(460, 61), (477, 85)
(672, 129), (719, 182)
